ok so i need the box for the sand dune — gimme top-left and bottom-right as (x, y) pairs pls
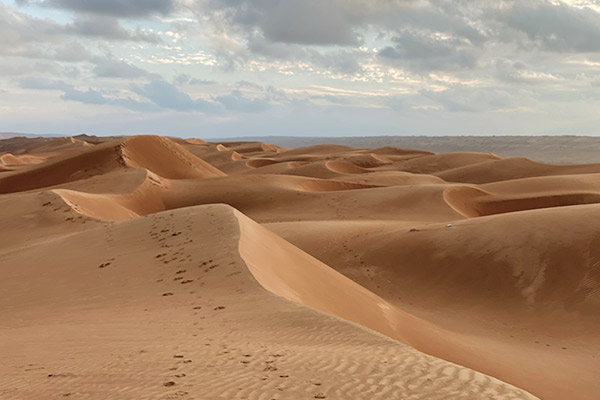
(2, 134), (599, 399)
(437, 157), (600, 184)
(0, 153), (47, 166)
(396, 152), (503, 175)
(0, 135), (224, 195)
(0, 204), (537, 400)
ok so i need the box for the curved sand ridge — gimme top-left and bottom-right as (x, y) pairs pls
(119, 135), (225, 179)
(0, 135), (225, 194)
(444, 178), (600, 217)
(0, 202), (539, 399)
(52, 169), (168, 220)
(437, 157), (600, 184)
(0, 153), (47, 166)
(396, 152), (503, 175)
(52, 173), (464, 223)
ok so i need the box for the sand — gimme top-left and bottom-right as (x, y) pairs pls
(1, 134), (599, 399)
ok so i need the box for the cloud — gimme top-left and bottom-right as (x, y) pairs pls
(133, 80), (220, 112)
(194, 0), (490, 75)
(66, 15), (161, 43)
(61, 87), (107, 104)
(92, 58), (157, 79)
(173, 74), (215, 86)
(16, 0), (175, 18)
(18, 77), (71, 91)
(0, 3), (161, 63)
(18, 76), (159, 110)
(53, 41), (92, 61)
(0, 3), (63, 56)
(421, 86), (520, 112)
(494, 58), (560, 84)
(215, 90), (271, 112)
(493, 1), (600, 52)
(202, 0), (365, 46)
(246, 34), (364, 74)
(18, 76), (277, 114)
(19, 77), (106, 104)
(378, 30), (479, 71)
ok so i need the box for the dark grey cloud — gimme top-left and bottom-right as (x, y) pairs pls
(16, 0), (175, 18)
(493, 1), (600, 52)
(246, 34), (363, 74)
(379, 30), (479, 71)
(66, 15), (161, 43)
(0, 3), (161, 64)
(494, 58), (559, 84)
(197, 0), (490, 74)
(53, 41), (92, 61)
(204, 0), (362, 46)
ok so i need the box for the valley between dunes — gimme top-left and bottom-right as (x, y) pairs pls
(1, 134), (599, 400)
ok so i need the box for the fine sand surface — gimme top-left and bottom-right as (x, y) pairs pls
(1, 135), (599, 400)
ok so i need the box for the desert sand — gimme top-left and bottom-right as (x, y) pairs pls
(1, 134), (599, 400)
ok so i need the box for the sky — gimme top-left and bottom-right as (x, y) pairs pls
(1, 0), (600, 138)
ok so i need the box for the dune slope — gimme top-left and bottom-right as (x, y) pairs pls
(0, 204), (537, 400)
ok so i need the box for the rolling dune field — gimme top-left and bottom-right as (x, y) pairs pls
(1, 134), (599, 400)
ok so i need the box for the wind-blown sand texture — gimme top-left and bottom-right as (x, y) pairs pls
(1, 135), (599, 400)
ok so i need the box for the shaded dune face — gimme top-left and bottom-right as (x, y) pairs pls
(444, 186), (600, 217)
(2, 134), (600, 400)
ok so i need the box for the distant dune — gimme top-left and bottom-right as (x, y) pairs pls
(223, 135), (600, 164)
(2, 134), (599, 400)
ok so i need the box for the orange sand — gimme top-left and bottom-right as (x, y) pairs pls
(2, 134), (599, 399)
